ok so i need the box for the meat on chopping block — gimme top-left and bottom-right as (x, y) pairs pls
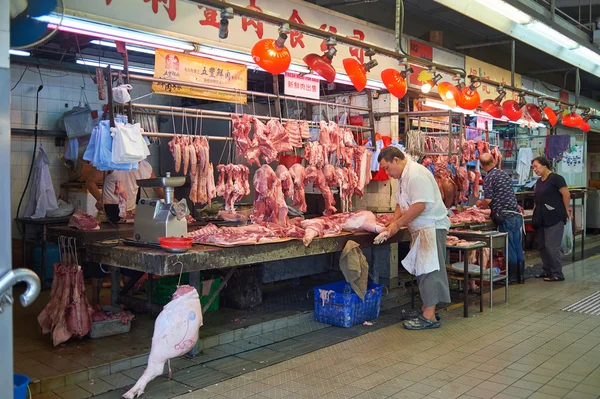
(123, 285), (202, 399)
(68, 210), (99, 231)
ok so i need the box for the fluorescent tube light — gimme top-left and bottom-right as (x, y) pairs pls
(9, 49), (30, 56)
(572, 46), (600, 64)
(475, 0), (532, 24)
(525, 21), (579, 50)
(39, 14), (195, 51)
(90, 40), (157, 55)
(76, 59), (155, 75)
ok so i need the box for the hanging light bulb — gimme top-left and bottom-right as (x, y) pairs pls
(562, 108), (584, 127)
(502, 94), (526, 122)
(218, 8), (234, 39)
(580, 117), (591, 132)
(381, 61), (412, 99)
(421, 72), (442, 94)
(479, 89), (506, 118)
(251, 24), (291, 75)
(343, 49), (378, 92)
(303, 38), (337, 83)
(539, 99), (558, 126)
(456, 77), (481, 110)
(437, 75), (462, 108)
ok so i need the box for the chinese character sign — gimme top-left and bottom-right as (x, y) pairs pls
(284, 72), (319, 100)
(153, 49), (248, 104)
(465, 56), (522, 102)
(409, 40), (433, 87)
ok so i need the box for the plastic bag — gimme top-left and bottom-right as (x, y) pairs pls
(62, 104), (94, 138)
(560, 220), (573, 256)
(113, 84), (132, 104)
(111, 122), (149, 164)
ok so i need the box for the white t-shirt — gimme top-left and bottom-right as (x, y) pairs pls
(395, 158), (450, 231)
(103, 160), (153, 211)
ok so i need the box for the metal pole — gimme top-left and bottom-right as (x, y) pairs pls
(125, 73), (371, 112)
(455, 40), (512, 50)
(576, 68), (581, 104)
(551, 0), (556, 21)
(367, 90), (377, 145)
(121, 47), (134, 124)
(272, 75), (282, 119)
(511, 40), (516, 88)
(106, 66), (116, 128)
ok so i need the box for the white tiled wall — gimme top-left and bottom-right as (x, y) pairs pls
(9, 64), (178, 239)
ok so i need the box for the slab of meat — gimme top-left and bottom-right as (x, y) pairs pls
(353, 146), (369, 198)
(189, 223), (280, 245)
(462, 140), (477, 164)
(476, 141), (490, 156)
(337, 210), (385, 234)
(304, 141), (327, 169)
(376, 214), (394, 226)
(216, 164), (226, 197)
(301, 217), (343, 246)
(168, 135), (182, 173)
(91, 307), (134, 324)
(182, 136), (190, 175)
(206, 163), (216, 203)
(252, 165), (289, 226)
(191, 137), (214, 205)
(337, 167), (358, 213)
(441, 176), (458, 208)
(66, 266), (93, 338)
(473, 170), (481, 198)
(456, 166), (469, 203)
(319, 120), (331, 150)
(267, 119), (293, 153)
(188, 142), (197, 177)
(276, 165), (294, 199)
(299, 120), (310, 139)
(253, 117), (278, 164)
(339, 147), (355, 168)
(491, 146), (502, 169)
(68, 210), (99, 231)
(449, 207), (490, 224)
(219, 164), (248, 212)
(231, 114), (253, 160)
(123, 285), (202, 399)
(342, 128), (355, 147)
(284, 120), (303, 148)
(289, 164), (307, 212)
(115, 180), (127, 218)
(305, 166), (336, 216)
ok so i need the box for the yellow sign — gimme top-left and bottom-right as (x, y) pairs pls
(152, 49), (247, 104)
(465, 56), (522, 102)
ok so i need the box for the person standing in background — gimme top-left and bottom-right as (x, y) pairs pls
(477, 153), (525, 284)
(531, 157), (570, 282)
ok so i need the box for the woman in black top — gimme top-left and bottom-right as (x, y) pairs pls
(532, 157), (571, 282)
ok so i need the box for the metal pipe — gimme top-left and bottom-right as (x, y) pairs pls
(125, 73), (371, 112)
(130, 103), (373, 131)
(454, 40), (512, 50)
(186, 0), (464, 76)
(576, 67), (581, 104)
(511, 40), (515, 88)
(367, 90), (377, 145)
(395, 0), (402, 54)
(0, 269), (41, 308)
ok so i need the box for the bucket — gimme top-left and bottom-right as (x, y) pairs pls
(278, 154), (302, 169)
(14, 374), (30, 399)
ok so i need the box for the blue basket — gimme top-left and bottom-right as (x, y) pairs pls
(313, 281), (383, 328)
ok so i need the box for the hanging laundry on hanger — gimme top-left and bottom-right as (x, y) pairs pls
(545, 135), (571, 162)
(562, 146), (584, 173)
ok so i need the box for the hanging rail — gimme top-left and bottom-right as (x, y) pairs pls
(123, 73), (371, 112)
(130, 103), (373, 131)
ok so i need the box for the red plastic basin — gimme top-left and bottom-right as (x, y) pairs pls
(158, 237), (193, 249)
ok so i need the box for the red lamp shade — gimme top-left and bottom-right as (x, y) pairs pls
(437, 82), (460, 108)
(580, 119), (591, 132)
(251, 38), (291, 75)
(502, 100), (523, 122)
(525, 104), (543, 123)
(381, 68), (408, 99)
(457, 86), (480, 110)
(304, 53), (336, 83)
(562, 112), (583, 127)
(343, 58), (368, 91)
(543, 107), (558, 126)
(480, 99), (503, 118)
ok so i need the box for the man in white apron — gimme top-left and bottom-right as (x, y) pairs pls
(375, 147), (451, 330)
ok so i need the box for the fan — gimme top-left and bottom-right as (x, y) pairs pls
(10, 0), (62, 49)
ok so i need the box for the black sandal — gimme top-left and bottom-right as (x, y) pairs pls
(535, 273), (549, 278)
(543, 276), (565, 282)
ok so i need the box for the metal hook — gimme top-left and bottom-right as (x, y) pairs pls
(174, 261), (184, 287)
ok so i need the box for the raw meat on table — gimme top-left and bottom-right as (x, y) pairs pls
(449, 207), (490, 224)
(69, 210), (99, 231)
(123, 285), (202, 399)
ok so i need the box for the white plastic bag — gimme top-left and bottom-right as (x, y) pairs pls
(560, 220), (573, 256)
(113, 84), (133, 104)
(111, 122), (149, 164)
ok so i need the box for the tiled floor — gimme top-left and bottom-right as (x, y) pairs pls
(31, 242), (600, 398)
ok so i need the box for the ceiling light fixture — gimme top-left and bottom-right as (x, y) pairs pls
(437, 75), (461, 108)
(343, 48), (378, 92)
(76, 59), (155, 75)
(90, 40), (156, 55)
(580, 116), (591, 132)
(456, 77), (481, 110)
(524, 103), (543, 123)
(475, 0), (532, 24)
(303, 37), (337, 83)
(561, 108), (584, 127)
(421, 69), (442, 94)
(525, 20), (580, 50)
(538, 99), (558, 126)
(479, 89), (506, 119)
(251, 23), (291, 75)
(502, 95), (526, 122)
(573, 46), (600, 64)
(381, 60), (412, 99)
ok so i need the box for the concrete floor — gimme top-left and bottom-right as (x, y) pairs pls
(33, 246), (600, 399)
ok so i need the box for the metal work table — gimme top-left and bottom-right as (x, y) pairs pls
(446, 241), (486, 318)
(447, 230), (509, 308)
(17, 216), (72, 289)
(47, 224), (135, 246)
(86, 229), (408, 317)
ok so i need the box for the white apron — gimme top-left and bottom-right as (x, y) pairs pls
(398, 191), (440, 276)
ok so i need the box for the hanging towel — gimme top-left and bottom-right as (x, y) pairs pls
(516, 148), (534, 185)
(24, 146), (59, 219)
(339, 240), (369, 300)
(546, 135), (571, 161)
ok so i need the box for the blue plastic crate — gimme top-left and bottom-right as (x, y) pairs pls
(313, 281), (383, 328)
